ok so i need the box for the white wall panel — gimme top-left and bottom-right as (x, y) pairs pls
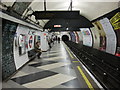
(100, 18), (117, 54)
(13, 24), (42, 69)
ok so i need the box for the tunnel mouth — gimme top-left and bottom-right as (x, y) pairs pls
(62, 35), (69, 41)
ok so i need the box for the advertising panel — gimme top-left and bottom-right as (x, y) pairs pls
(110, 12), (120, 56)
(18, 34), (28, 55)
(80, 28), (93, 47)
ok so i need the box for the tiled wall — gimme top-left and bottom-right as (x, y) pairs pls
(0, 18), (2, 87)
(2, 19), (18, 80)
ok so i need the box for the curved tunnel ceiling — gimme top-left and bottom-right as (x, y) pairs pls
(1, 1), (119, 28)
(3, 1), (118, 20)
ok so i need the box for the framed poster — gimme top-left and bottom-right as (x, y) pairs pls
(18, 34), (27, 55)
(80, 28), (93, 47)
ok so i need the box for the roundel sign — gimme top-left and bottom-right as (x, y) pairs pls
(29, 35), (33, 48)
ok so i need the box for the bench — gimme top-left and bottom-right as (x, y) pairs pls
(28, 49), (38, 60)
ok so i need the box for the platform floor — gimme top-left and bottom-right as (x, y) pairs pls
(2, 41), (103, 89)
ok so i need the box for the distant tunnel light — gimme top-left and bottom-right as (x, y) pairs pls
(54, 25), (61, 27)
(66, 28), (69, 30)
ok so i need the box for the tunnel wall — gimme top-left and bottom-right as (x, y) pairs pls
(91, 8), (119, 56)
(14, 24), (29, 70)
(60, 32), (71, 41)
(14, 24), (35, 69)
(67, 30), (93, 47)
(0, 17), (2, 89)
(65, 8), (119, 56)
(69, 32), (76, 42)
(74, 32), (80, 43)
(60, 8), (119, 57)
(91, 22), (106, 51)
(1, 12), (49, 80)
(2, 19), (18, 80)
(13, 25), (49, 70)
(76, 31), (83, 44)
(90, 24), (100, 49)
(13, 24), (49, 70)
(62, 35), (69, 41)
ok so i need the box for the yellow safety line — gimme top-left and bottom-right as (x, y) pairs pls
(72, 61), (79, 62)
(63, 42), (94, 90)
(63, 42), (74, 59)
(65, 47), (74, 59)
(77, 66), (94, 90)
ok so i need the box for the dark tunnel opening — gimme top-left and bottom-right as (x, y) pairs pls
(62, 35), (69, 41)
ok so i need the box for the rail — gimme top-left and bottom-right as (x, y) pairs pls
(64, 41), (120, 89)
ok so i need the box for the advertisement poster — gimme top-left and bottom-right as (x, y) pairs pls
(80, 28), (93, 47)
(28, 35), (34, 50)
(18, 34), (27, 55)
(110, 12), (120, 56)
